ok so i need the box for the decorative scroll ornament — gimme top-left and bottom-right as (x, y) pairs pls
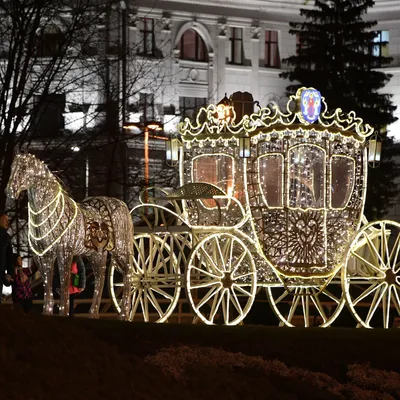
(178, 87), (374, 144)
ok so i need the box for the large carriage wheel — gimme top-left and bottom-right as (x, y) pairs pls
(186, 233), (257, 325)
(109, 234), (181, 322)
(344, 220), (400, 328)
(266, 276), (345, 327)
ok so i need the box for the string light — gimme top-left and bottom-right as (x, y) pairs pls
(176, 87), (376, 327)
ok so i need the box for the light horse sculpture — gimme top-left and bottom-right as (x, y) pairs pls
(6, 153), (134, 319)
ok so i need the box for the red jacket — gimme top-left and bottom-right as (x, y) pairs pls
(69, 260), (86, 294)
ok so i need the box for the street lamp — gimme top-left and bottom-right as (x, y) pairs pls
(166, 137), (181, 166)
(239, 136), (251, 158)
(123, 120), (164, 205)
(368, 134), (382, 168)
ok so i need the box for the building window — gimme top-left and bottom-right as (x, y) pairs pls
(140, 93), (155, 122)
(265, 30), (280, 68)
(370, 30), (389, 67)
(139, 18), (155, 56)
(36, 26), (64, 57)
(296, 33), (303, 55)
(179, 29), (208, 62)
(179, 97), (207, 119)
(229, 27), (243, 65)
(231, 92), (254, 121)
(33, 93), (65, 136)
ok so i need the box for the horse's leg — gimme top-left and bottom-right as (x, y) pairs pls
(88, 251), (107, 319)
(36, 254), (56, 316)
(114, 255), (132, 321)
(57, 251), (73, 316)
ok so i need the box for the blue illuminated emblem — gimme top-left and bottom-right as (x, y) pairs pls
(301, 89), (321, 123)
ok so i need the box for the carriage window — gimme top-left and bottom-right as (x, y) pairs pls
(288, 145), (325, 208)
(331, 156), (355, 209)
(192, 154), (234, 208)
(258, 154), (283, 207)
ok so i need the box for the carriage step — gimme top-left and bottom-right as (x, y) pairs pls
(135, 225), (192, 234)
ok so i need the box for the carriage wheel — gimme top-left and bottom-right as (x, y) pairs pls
(109, 234), (181, 323)
(344, 220), (400, 328)
(266, 276), (345, 327)
(186, 233), (257, 325)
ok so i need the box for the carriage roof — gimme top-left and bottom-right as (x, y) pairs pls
(178, 87), (374, 146)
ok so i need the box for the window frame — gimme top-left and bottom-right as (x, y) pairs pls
(287, 144), (326, 210)
(329, 155), (355, 210)
(179, 29), (208, 62)
(264, 30), (280, 68)
(257, 153), (284, 209)
(139, 18), (155, 56)
(229, 27), (243, 65)
(191, 153), (235, 209)
(139, 92), (155, 122)
(179, 96), (207, 120)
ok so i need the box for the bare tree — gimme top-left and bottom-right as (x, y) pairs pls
(0, 0), (177, 255)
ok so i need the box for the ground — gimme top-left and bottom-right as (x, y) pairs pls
(1, 306), (400, 399)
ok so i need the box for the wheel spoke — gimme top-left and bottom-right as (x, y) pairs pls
(209, 289), (224, 323)
(232, 283), (253, 297)
(286, 288), (301, 325)
(383, 286), (392, 329)
(391, 233), (400, 273)
(191, 265), (221, 279)
(151, 286), (175, 300)
(230, 288), (243, 315)
(392, 286), (400, 315)
(199, 246), (223, 276)
(353, 281), (383, 305)
(319, 287), (340, 304)
(215, 237), (226, 271)
(310, 288), (328, 323)
(233, 271), (255, 281)
(381, 223), (391, 269)
(231, 250), (248, 276)
(365, 284), (387, 326)
(364, 231), (385, 270)
(350, 249), (386, 277)
(191, 279), (221, 290)
(222, 290), (230, 324)
(301, 289), (310, 327)
(141, 289), (149, 322)
(196, 285), (222, 310)
(275, 288), (292, 304)
(147, 289), (164, 318)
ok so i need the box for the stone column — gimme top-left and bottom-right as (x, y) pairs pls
(250, 22), (261, 101)
(217, 18), (227, 101)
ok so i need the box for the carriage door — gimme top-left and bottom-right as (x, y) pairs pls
(286, 144), (327, 271)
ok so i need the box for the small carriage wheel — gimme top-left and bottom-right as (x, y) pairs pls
(343, 220), (400, 328)
(186, 233), (257, 325)
(109, 234), (181, 323)
(266, 276), (345, 328)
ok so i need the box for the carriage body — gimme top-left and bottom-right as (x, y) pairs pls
(113, 88), (400, 328)
(178, 88), (372, 281)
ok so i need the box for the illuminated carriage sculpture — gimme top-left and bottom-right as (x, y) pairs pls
(110, 88), (400, 328)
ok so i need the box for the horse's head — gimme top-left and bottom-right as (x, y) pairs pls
(5, 153), (47, 199)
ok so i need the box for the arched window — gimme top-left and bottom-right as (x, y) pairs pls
(179, 29), (208, 62)
(35, 25), (64, 57)
(288, 145), (325, 209)
(330, 155), (355, 209)
(192, 154), (234, 208)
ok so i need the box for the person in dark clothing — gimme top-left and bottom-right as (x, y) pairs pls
(69, 255), (86, 317)
(11, 254), (37, 314)
(0, 211), (13, 304)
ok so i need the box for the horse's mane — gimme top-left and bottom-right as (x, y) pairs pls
(23, 154), (73, 197)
